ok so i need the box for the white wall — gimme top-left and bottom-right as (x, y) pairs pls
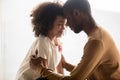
(1, 0), (120, 80)
(0, 0), (4, 79)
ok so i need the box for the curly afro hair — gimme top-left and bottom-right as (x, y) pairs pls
(31, 2), (64, 37)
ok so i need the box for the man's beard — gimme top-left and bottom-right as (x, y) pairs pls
(74, 24), (83, 33)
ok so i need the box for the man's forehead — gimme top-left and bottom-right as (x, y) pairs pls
(64, 12), (72, 19)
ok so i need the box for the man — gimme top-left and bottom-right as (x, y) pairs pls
(30, 0), (120, 80)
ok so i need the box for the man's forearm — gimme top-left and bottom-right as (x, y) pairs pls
(64, 62), (75, 72)
(41, 67), (70, 80)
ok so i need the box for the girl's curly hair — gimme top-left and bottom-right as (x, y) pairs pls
(31, 2), (64, 37)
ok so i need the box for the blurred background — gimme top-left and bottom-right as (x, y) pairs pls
(0, 0), (120, 80)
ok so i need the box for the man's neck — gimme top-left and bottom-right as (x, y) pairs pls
(84, 24), (97, 36)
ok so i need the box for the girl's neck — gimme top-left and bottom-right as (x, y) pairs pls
(48, 35), (57, 46)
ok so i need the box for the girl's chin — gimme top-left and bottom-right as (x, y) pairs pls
(56, 34), (62, 38)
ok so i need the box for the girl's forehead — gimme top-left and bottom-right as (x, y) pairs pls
(55, 16), (67, 23)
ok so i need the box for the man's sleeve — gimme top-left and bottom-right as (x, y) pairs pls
(70, 40), (104, 80)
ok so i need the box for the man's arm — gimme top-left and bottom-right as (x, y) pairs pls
(30, 56), (69, 80)
(30, 51), (47, 73)
(70, 40), (104, 80)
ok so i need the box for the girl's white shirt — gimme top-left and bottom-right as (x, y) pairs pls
(16, 35), (62, 80)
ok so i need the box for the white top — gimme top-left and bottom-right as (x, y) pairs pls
(15, 35), (62, 80)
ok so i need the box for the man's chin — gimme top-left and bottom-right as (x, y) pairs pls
(74, 31), (80, 33)
(74, 29), (81, 33)
(70, 27), (79, 33)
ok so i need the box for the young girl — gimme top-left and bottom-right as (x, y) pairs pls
(16, 2), (74, 80)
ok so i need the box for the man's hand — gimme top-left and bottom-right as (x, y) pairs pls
(30, 55), (45, 73)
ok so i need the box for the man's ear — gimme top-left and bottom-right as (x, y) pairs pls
(73, 9), (80, 17)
